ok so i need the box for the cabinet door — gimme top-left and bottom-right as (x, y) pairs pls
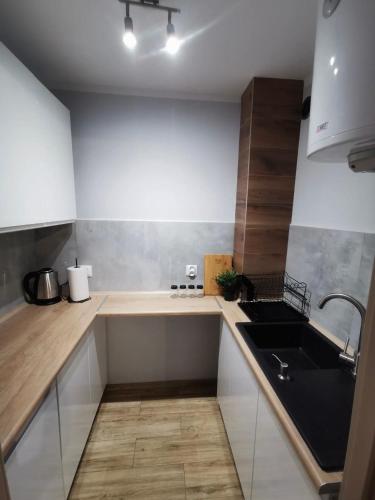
(5, 383), (64, 500)
(57, 335), (92, 496)
(217, 320), (259, 500)
(0, 42), (76, 231)
(251, 393), (319, 500)
(88, 317), (107, 419)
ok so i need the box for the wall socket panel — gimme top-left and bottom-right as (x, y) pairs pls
(186, 265), (197, 278)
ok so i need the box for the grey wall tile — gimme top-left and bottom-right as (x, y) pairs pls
(0, 230), (37, 312)
(0, 223), (77, 313)
(35, 223), (77, 284)
(76, 220), (234, 291)
(286, 225), (375, 344)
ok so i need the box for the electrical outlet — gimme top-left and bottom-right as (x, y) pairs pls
(81, 265), (93, 278)
(186, 265), (197, 279)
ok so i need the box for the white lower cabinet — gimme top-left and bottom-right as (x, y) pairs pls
(88, 317), (107, 418)
(57, 319), (107, 497)
(218, 320), (322, 500)
(251, 393), (319, 500)
(5, 383), (65, 500)
(217, 320), (258, 500)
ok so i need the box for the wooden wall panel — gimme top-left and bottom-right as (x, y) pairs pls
(242, 253), (287, 276)
(246, 205), (293, 228)
(233, 77), (303, 277)
(234, 81), (253, 274)
(250, 148), (298, 177)
(247, 175), (295, 207)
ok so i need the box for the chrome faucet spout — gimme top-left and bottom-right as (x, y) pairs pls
(318, 293), (366, 377)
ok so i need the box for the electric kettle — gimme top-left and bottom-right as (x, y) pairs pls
(23, 268), (61, 305)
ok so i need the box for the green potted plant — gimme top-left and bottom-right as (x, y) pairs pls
(216, 269), (239, 301)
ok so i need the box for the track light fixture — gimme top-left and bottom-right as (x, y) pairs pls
(165, 11), (180, 55)
(123, 3), (137, 49)
(119, 0), (181, 54)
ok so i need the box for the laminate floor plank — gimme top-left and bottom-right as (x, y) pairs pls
(140, 397), (219, 417)
(96, 401), (141, 422)
(70, 464), (186, 499)
(181, 413), (226, 438)
(90, 415), (181, 442)
(184, 460), (244, 499)
(79, 438), (136, 473)
(69, 395), (244, 500)
(134, 433), (233, 467)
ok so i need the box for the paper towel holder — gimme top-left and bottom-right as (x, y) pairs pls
(67, 258), (91, 303)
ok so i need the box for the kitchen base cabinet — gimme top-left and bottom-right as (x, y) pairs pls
(88, 317), (107, 419)
(58, 334), (92, 496)
(218, 319), (332, 500)
(251, 393), (319, 500)
(217, 320), (258, 500)
(5, 383), (64, 500)
(57, 319), (107, 497)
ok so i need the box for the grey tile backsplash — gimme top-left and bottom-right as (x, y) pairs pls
(0, 224), (77, 313)
(286, 225), (375, 344)
(0, 220), (234, 311)
(75, 220), (234, 291)
(1, 219), (373, 346)
(0, 230), (37, 312)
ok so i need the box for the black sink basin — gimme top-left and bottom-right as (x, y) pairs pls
(236, 321), (355, 472)
(243, 322), (341, 371)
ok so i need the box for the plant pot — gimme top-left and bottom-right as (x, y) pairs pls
(223, 284), (238, 301)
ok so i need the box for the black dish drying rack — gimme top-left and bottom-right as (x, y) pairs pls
(238, 272), (311, 323)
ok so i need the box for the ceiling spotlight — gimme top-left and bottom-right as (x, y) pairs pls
(165, 12), (180, 55)
(123, 3), (137, 49)
(118, 1), (181, 53)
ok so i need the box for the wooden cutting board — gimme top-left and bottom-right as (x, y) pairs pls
(204, 254), (233, 296)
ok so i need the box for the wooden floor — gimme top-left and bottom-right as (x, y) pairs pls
(69, 396), (244, 499)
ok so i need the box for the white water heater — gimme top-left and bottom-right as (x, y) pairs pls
(308, 0), (375, 172)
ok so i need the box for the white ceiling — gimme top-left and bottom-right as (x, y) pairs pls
(0, 0), (317, 101)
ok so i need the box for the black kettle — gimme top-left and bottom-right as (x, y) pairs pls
(23, 268), (61, 305)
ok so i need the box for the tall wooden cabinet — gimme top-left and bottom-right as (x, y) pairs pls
(233, 78), (303, 276)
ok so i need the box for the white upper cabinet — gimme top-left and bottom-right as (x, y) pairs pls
(0, 42), (76, 232)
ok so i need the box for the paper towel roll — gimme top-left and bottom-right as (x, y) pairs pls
(67, 266), (90, 302)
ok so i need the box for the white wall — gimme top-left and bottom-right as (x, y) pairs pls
(291, 85), (375, 233)
(57, 91), (240, 223)
(107, 315), (220, 383)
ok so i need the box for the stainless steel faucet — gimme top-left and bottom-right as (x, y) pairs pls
(318, 293), (366, 377)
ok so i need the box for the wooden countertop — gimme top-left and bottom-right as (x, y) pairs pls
(0, 296), (105, 458)
(0, 293), (221, 458)
(0, 292), (342, 493)
(98, 293), (222, 316)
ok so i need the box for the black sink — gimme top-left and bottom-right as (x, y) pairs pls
(246, 322), (341, 371)
(236, 321), (355, 472)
